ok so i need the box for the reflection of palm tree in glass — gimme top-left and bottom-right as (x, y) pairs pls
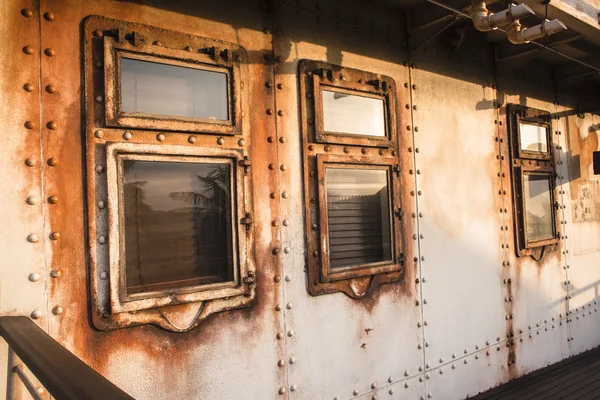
(170, 165), (231, 281)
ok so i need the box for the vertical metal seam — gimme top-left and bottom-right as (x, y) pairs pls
(269, 15), (290, 398)
(35, 0), (50, 334)
(405, 19), (427, 396)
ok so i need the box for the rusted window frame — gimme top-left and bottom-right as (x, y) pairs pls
(507, 104), (559, 257)
(103, 34), (242, 135)
(299, 59), (406, 298)
(316, 155), (403, 282)
(310, 64), (397, 148)
(105, 142), (250, 313)
(84, 16), (254, 331)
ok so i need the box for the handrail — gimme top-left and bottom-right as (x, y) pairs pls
(0, 316), (134, 400)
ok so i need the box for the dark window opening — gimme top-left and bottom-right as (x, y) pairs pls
(122, 159), (234, 294)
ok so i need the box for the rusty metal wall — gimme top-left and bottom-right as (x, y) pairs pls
(0, 0), (599, 400)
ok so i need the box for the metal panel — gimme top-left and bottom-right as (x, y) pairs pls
(272, 2), (424, 399)
(38, 0), (286, 398)
(410, 47), (508, 377)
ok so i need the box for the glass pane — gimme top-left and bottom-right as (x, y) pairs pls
(520, 123), (548, 153)
(322, 90), (385, 137)
(122, 159), (234, 294)
(325, 168), (391, 269)
(121, 58), (229, 121)
(524, 174), (554, 242)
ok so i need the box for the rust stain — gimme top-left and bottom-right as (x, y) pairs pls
(567, 117), (599, 201)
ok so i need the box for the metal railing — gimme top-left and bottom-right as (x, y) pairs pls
(1, 316), (134, 400)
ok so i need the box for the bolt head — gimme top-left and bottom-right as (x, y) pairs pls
(157, 133), (165, 141)
(50, 269), (61, 278)
(30, 310), (42, 319)
(48, 195), (59, 204)
(27, 234), (39, 243)
(28, 272), (40, 282)
(52, 306), (64, 315)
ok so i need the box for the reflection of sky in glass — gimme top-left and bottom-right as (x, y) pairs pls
(322, 90), (385, 137)
(121, 58), (228, 120)
(326, 168), (388, 197)
(520, 123), (548, 153)
(524, 174), (553, 241)
(123, 161), (221, 211)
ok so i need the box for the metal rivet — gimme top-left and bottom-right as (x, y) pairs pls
(277, 359), (284, 367)
(45, 84), (56, 93)
(276, 333), (283, 339)
(43, 12), (55, 21)
(238, 139), (245, 146)
(405, 383), (409, 388)
(282, 219), (289, 226)
(354, 390), (359, 396)
(285, 275), (291, 282)
(25, 158), (36, 167)
(98, 235), (106, 244)
(100, 271), (108, 280)
(26, 196), (39, 205)
(279, 137), (285, 143)
(188, 136), (197, 144)
(95, 95), (103, 103)
(282, 191), (289, 199)
(157, 133), (165, 141)
(50, 269), (61, 278)
(24, 121), (35, 130)
(94, 130), (104, 139)
(93, 29), (103, 38)
(123, 131), (132, 140)
(217, 137), (225, 145)
(343, 147), (350, 153)
(277, 110), (284, 116)
(52, 306), (63, 315)
(47, 158), (58, 167)
(23, 46), (34, 55)
(280, 165), (287, 171)
(49, 232), (60, 241)
(97, 200), (105, 209)
(371, 383), (377, 389)
(27, 234), (39, 243)
(278, 388), (286, 395)
(283, 247), (290, 254)
(30, 310), (42, 319)
(23, 83), (34, 92)
(289, 356), (295, 364)
(290, 385), (297, 392)
(46, 121), (57, 130)
(266, 109), (273, 115)
(28, 272), (40, 282)
(21, 8), (34, 17)
(287, 330), (294, 337)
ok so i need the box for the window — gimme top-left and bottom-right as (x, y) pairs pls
(507, 104), (558, 256)
(309, 62), (397, 148)
(299, 60), (405, 298)
(103, 28), (242, 135)
(106, 144), (251, 313)
(84, 17), (253, 330)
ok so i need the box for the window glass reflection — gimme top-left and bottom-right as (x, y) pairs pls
(519, 123), (548, 153)
(122, 160), (233, 294)
(121, 58), (229, 121)
(322, 90), (385, 137)
(325, 168), (391, 269)
(524, 173), (553, 242)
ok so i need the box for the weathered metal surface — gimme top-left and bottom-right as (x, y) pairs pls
(410, 47), (509, 391)
(0, 0), (598, 399)
(38, 0), (285, 398)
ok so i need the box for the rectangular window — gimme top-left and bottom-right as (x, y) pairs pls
(507, 104), (558, 256)
(322, 90), (386, 137)
(121, 58), (229, 121)
(519, 122), (548, 154)
(325, 168), (391, 269)
(103, 35), (243, 135)
(122, 159), (234, 295)
(316, 156), (402, 284)
(523, 173), (554, 243)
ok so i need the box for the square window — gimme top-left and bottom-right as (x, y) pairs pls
(523, 172), (554, 244)
(325, 168), (392, 270)
(519, 122), (549, 154)
(121, 159), (234, 295)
